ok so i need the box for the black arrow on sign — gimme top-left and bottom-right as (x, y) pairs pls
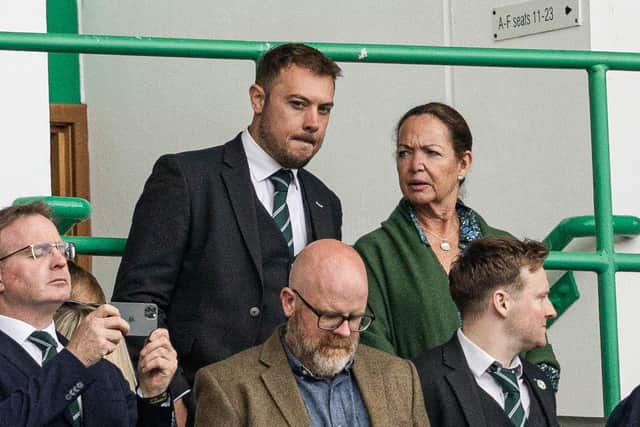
(565, 6), (572, 15)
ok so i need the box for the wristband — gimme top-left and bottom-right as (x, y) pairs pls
(141, 390), (169, 406)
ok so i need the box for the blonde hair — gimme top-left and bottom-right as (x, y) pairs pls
(67, 261), (107, 304)
(54, 304), (138, 391)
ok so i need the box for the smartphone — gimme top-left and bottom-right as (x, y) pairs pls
(111, 302), (158, 337)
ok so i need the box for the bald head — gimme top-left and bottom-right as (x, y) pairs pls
(289, 239), (367, 300)
(281, 240), (369, 378)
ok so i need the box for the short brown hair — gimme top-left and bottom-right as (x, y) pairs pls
(255, 43), (342, 91)
(0, 202), (52, 253)
(449, 236), (549, 319)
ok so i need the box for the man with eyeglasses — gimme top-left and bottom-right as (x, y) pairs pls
(193, 239), (430, 426)
(0, 202), (177, 426)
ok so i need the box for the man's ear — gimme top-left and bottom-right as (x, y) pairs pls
(249, 84), (266, 114)
(492, 289), (510, 318)
(280, 287), (296, 318)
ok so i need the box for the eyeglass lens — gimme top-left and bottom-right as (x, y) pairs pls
(32, 242), (75, 260)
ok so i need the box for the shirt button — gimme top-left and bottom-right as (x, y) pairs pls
(249, 307), (261, 317)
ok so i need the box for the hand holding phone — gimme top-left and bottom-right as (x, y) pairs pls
(111, 302), (158, 337)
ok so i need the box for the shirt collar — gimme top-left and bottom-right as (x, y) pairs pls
(241, 129), (299, 187)
(0, 314), (60, 348)
(457, 328), (523, 379)
(279, 326), (354, 381)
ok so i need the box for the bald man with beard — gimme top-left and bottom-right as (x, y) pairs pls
(193, 239), (430, 426)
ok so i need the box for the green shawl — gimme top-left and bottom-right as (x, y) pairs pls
(354, 200), (559, 370)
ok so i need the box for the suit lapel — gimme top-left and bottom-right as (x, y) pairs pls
(221, 136), (264, 283)
(522, 362), (556, 426)
(0, 331), (77, 426)
(443, 336), (490, 427)
(352, 348), (391, 426)
(298, 170), (332, 240)
(259, 333), (311, 427)
(0, 330), (41, 377)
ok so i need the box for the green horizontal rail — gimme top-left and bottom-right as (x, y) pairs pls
(12, 196), (91, 234)
(3, 31), (639, 415)
(544, 215), (640, 324)
(3, 31), (640, 70)
(62, 236), (126, 256)
(545, 215), (640, 250)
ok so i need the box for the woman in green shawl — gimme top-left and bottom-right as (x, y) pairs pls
(354, 102), (560, 390)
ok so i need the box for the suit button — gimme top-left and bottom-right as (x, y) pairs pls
(249, 307), (261, 317)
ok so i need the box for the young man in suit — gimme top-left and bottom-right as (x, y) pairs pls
(112, 43), (343, 424)
(413, 236), (559, 427)
(0, 202), (177, 426)
(193, 239), (430, 426)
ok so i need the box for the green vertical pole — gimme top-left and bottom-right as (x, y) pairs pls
(588, 64), (620, 415)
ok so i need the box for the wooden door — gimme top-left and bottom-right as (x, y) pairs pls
(50, 103), (92, 271)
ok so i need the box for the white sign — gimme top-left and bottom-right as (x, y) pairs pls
(492, 0), (581, 41)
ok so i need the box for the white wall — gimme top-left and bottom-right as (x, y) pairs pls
(0, 1), (50, 206)
(80, 0), (448, 292)
(450, 0), (602, 416)
(589, 1), (640, 402)
(78, 0), (638, 417)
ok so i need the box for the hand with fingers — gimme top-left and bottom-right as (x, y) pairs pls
(66, 304), (130, 367)
(137, 328), (178, 398)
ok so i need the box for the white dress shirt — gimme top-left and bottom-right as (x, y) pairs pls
(0, 314), (64, 365)
(457, 328), (531, 416)
(242, 129), (308, 255)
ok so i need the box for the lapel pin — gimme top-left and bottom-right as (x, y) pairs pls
(535, 379), (547, 390)
(314, 201), (324, 208)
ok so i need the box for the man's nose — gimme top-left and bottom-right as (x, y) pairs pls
(332, 319), (352, 338)
(303, 109), (319, 133)
(50, 247), (68, 269)
(546, 299), (557, 319)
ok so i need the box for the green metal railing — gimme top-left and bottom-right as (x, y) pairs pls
(3, 31), (640, 415)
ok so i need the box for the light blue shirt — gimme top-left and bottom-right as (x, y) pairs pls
(280, 330), (370, 427)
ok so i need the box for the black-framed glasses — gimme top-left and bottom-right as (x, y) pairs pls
(0, 242), (76, 262)
(291, 288), (375, 332)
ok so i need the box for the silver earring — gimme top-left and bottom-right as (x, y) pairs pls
(457, 175), (464, 181)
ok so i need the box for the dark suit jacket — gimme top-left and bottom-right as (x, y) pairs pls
(193, 329), (430, 426)
(607, 385), (640, 427)
(413, 334), (558, 427)
(113, 134), (342, 396)
(0, 330), (171, 427)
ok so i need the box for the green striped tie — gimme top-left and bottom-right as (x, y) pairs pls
(487, 362), (527, 427)
(269, 169), (294, 257)
(28, 331), (82, 427)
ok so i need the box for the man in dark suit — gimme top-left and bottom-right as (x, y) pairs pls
(414, 236), (559, 427)
(194, 239), (430, 426)
(0, 202), (177, 426)
(112, 43), (343, 424)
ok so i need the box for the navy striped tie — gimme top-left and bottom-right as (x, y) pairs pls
(269, 169), (294, 257)
(487, 362), (527, 427)
(28, 331), (82, 427)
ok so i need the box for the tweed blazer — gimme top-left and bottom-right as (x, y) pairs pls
(193, 330), (430, 426)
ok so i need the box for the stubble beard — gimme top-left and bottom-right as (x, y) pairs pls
(285, 313), (357, 379)
(257, 115), (317, 170)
